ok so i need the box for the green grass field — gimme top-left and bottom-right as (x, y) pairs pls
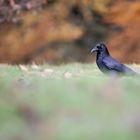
(0, 63), (140, 140)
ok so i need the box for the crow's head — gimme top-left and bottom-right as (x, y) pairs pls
(91, 43), (109, 55)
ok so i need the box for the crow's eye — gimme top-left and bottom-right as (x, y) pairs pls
(95, 43), (105, 50)
(97, 46), (102, 50)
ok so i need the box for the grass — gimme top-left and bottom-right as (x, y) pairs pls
(0, 63), (140, 140)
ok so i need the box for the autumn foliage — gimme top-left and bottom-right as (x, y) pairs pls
(0, 0), (140, 64)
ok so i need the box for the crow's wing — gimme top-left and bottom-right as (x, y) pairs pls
(102, 56), (124, 72)
(103, 56), (136, 74)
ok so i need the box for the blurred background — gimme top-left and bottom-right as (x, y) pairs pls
(0, 0), (140, 64)
(1, 1), (140, 140)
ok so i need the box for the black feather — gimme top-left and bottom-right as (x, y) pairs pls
(91, 43), (137, 75)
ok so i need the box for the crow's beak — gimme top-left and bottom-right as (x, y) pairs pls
(91, 47), (98, 53)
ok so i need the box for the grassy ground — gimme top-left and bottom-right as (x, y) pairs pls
(0, 63), (140, 140)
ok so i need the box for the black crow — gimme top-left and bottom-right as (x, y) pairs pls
(91, 43), (137, 75)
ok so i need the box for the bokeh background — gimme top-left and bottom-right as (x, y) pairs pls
(1, 1), (140, 140)
(0, 0), (140, 64)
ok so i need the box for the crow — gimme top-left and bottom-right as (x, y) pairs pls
(91, 43), (137, 75)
